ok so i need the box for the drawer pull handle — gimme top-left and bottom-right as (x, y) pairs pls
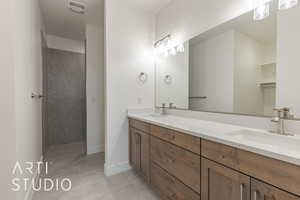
(166, 133), (175, 140)
(240, 184), (244, 200)
(254, 191), (258, 200)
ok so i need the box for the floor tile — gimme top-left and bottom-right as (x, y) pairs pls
(32, 143), (159, 200)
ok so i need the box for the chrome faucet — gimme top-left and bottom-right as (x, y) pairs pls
(169, 103), (176, 109)
(271, 108), (293, 136)
(161, 103), (167, 115)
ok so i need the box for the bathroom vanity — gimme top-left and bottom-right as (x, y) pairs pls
(128, 114), (300, 200)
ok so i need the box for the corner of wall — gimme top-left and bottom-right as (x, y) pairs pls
(104, 161), (132, 177)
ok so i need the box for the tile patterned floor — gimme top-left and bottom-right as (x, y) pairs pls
(33, 143), (160, 200)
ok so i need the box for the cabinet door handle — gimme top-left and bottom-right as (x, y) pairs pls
(254, 191), (258, 200)
(240, 184), (244, 200)
(135, 133), (140, 144)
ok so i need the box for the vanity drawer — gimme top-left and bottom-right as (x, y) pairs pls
(129, 119), (150, 133)
(151, 162), (200, 200)
(202, 139), (300, 197)
(151, 136), (201, 193)
(201, 139), (238, 168)
(150, 125), (201, 155)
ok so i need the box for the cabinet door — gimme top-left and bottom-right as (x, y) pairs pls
(251, 179), (300, 200)
(202, 158), (250, 200)
(130, 128), (141, 170)
(140, 131), (150, 182)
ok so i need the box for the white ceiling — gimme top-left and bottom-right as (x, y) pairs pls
(40, 0), (104, 41)
(127, 0), (172, 13)
(40, 0), (172, 41)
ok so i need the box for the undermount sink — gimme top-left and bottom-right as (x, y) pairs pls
(228, 130), (300, 151)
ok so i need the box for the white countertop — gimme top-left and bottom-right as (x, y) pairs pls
(128, 110), (300, 167)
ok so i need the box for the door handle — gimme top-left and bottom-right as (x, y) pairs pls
(31, 93), (39, 99)
(31, 93), (45, 99)
(38, 94), (46, 99)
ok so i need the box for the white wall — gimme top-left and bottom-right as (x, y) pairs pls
(0, 1), (44, 199)
(277, 4), (300, 117)
(0, 1), (17, 199)
(105, 0), (155, 175)
(156, 42), (189, 109)
(46, 34), (85, 53)
(156, 0), (253, 43)
(189, 31), (235, 112)
(86, 24), (105, 154)
(15, 0), (44, 199)
(234, 31), (264, 115)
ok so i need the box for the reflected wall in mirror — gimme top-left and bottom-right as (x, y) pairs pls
(156, 5), (300, 118)
(189, 12), (277, 116)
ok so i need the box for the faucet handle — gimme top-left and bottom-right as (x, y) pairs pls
(162, 103), (166, 108)
(282, 107), (293, 119)
(273, 107), (293, 119)
(169, 103), (174, 108)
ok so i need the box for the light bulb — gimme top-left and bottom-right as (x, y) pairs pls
(278, 0), (298, 10)
(177, 44), (185, 53)
(253, 2), (270, 20)
(170, 47), (177, 56)
(164, 50), (169, 57)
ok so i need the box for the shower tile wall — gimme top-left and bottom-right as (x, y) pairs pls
(47, 48), (85, 145)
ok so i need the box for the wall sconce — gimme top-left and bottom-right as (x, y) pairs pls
(177, 44), (185, 53)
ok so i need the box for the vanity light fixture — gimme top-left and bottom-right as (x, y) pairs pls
(177, 44), (185, 53)
(278, 0), (298, 10)
(170, 47), (177, 56)
(154, 34), (185, 57)
(253, 0), (271, 21)
(164, 50), (169, 57)
(154, 34), (171, 52)
(253, 0), (298, 21)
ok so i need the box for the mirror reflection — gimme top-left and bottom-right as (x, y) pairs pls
(156, 11), (278, 117)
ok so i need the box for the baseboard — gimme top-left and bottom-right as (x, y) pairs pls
(87, 144), (105, 155)
(104, 161), (132, 176)
(24, 156), (43, 200)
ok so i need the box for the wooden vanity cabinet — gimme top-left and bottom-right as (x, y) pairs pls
(251, 179), (300, 200)
(129, 119), (150, 182)
(130, 128), (150, 181)
(151, 136), (201, 193)
(130, 128), (141, 170)
(201, 158), (251, 200)
(202, 139), (300, 197)
(129, 119), (300, 200)
(151, 162), (200, 200)
(150, 125), (201, 155)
